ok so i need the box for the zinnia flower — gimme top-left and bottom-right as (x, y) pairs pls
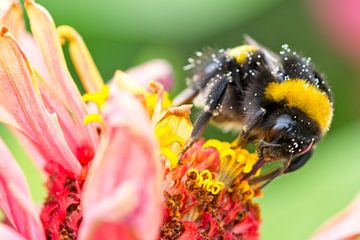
(0, 1), (164, 239)
(0, 1), (264, 239)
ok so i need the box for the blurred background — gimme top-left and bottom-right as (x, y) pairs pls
(3, 0), (360, 239)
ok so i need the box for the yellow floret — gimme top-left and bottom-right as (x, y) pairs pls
(203, 139), (259, 186)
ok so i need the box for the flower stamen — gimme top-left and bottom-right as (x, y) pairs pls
(187, 168), (225, 195)
(82, 85), (109, 109)
(203, 139), (259, 187)
(82, 85), (109, 125)
(82, 113), (104, 125)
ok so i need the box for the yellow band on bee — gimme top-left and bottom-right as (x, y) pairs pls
(264, 79), (333, 134)
(228, 45), (258, 64)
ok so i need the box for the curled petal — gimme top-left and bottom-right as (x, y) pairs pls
(0, 224), (26, 240)
(126, 59), (174, 90)
(58, 25), (104, 93)
(0, 138), (45, 240)
(155, 105), (193, 168)
(0, 28), (81, 175)
(80, 92), (160, 240)
(311, 193), (360, 240)
(25, 0), (97, 148)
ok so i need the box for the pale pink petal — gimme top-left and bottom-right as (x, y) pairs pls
(311, 193), (360, 240)
(0, 138), (45, 240)
(24, 0), (98, 149)
(0, 0), (13, 18)
(18, 32), (51, 82)
(126, 59), (174, 90)
(0, 224), (26, 240)
(0, 28), (81, 175)
(0, 1), (23, 35)
(79, 92), (160, 240)
(10, 127), (46, 170)
(1, 1), (51, 83)
(2, 2), (97, 160)
(38, 77), (97, 165)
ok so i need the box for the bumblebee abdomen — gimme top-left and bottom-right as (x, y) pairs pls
(264, 78), (333, 135)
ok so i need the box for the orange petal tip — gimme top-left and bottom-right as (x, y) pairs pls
(0, 26), (10, 36)
(24, 0), (34, 5)
(161, 104), (193, 120)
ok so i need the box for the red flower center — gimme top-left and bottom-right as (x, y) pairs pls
(40, 163), (84, 240)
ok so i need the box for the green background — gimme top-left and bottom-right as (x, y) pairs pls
(2, 0), (360, 239)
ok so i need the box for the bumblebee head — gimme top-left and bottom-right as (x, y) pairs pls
(261, 107), (320, 160)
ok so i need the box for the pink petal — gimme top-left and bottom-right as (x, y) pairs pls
(126, 59), (174, 90)
(0, 28), (81, 175)
(0, 224), (26, 240)
(24, 0), (98, 149)
(79, 92), (161, 240)
(38, 78), (97, 166)
(2, 2), (97, 161)
(0, 138), (45, 240)
(1, 1), (51, 84)
(18, 32), (51, 82)
(1, 1), (23, 34)
(311, 193), (360, 240)
(10, 127), (46, 170)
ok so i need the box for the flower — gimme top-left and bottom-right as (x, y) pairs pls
(0, 0), (169, 239)
(311, 193), (360, 240)
(138, 83), (263, 238)
(160, 137), (261, 239)
(0, 1), (265, 240)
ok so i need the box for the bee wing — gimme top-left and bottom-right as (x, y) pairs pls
(175, 48), (228, 106)
(244, 35), (281, 74)
(184, 48), (228, 87)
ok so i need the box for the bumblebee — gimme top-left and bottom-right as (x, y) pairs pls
(174, 37), (333, 187)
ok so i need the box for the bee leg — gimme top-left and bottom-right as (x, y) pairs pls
(242, 140), (281, 180)
(179, 76), (230, 163)
(257, 159), (291, 189)
(172, 87), (198, 106)
(253, 150), (313, 188)
(242, 156), (266, 180)
(284, 150), (313, 173)
(178, 111), (213, 162)
(232, 108), (266, 148)
(249, 167), (282, 185)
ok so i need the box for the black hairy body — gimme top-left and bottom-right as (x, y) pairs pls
(174, 38), (333, 187)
